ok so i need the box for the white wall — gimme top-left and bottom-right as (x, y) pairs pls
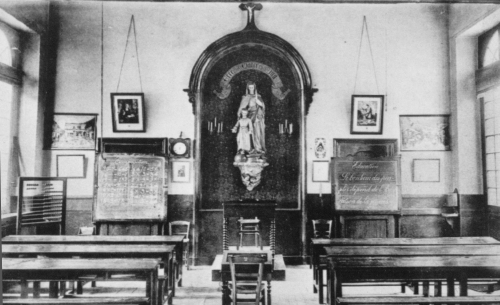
(43, 2), (453, 197)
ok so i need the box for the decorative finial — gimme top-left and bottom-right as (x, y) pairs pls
(239, 3), (262, 31)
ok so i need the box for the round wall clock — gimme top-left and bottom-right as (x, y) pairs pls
(169, 138), (191, 158)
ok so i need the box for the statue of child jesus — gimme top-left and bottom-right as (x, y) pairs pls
(232, 109), (254, 154)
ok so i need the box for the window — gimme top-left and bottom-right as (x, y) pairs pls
(0, 24), (21, 214)
(479, 26), (500, 69)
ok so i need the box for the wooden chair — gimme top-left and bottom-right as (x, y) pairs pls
(228, 254), (267, 305)
(312, 219), (333, 238)
(237, 217), (262, 250)
(311, 219), (332, 304)
(169, 221), (190, 270)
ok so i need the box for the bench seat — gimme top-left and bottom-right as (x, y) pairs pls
(337, 296), (500, 304)
(3, 297), (150, 305)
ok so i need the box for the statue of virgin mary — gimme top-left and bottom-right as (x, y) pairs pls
(236, 81), (266, 154)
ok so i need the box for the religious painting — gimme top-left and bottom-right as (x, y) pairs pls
(400, 115), (450, 151)
(48, 113), (97, 150)
(315, 138), (327, 158)
(111, 93), (145, 132)
(350, 95), (384, 134)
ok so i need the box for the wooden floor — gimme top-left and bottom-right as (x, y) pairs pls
(5, 265), (500, 305)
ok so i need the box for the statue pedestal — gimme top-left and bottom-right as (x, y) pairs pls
(234, 156), (269, 191)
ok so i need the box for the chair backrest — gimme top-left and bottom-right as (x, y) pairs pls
(229, 254), (266, 305)
(78, 226), (95, 235)
(312, 219), (333, 238)
(169, 221), (190, 239)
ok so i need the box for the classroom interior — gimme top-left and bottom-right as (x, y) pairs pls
(3, 1), (500, 305)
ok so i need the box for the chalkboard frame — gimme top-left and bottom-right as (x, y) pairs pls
(331, 156), (402, 213)
(93, 154), (168, 222)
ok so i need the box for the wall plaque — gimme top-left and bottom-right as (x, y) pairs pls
(332, 157), (401, 211)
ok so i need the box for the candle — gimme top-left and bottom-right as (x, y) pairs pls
(289, 123), (293, 134)
(215, 117), (217, 127)
(221, 122), (223, 131)
(210, 122), (213, 132)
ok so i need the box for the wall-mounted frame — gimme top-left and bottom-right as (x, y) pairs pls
(413, 158), (440, 182)
(111, 93), (145, 132)
(333, 138), (398, 158)
(351, 95), (384, 134)
(57, 155), (85, 178)
(172, 161), (190, 183)
(400, 115), (450, 151)
(312, 160), (330, 182)
(47, 113), (97, 150)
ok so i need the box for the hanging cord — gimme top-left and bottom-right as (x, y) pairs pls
(100, 1), (105, 160)
(353, 16), (380, 95)
(116, 15), (143, 92)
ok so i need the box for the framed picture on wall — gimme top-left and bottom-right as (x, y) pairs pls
(400, 115), (450, 151)
(350, 95), (384, 134)
(57, 155), (85, 178)
(171, 161), (190, 183)
(312, 160), (330, 182)
(413, 159), (440, 182)
(111, 93), (145, 132)
(47, 113), (97, 150)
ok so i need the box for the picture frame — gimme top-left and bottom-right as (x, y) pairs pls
(312, 160), (330, 182)
(111, 93), (145, 132)
(350, 95), (384, 134)
(400, 115), (450, 151)
(57, 155), (86, 178)
(171, 161), (190, 183)
(333, 138), (398, 158)
(413, 159), (440, 182)
(47, 113), (97, 150)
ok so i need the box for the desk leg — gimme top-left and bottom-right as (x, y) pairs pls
(49, 281), (59, 298)
(148, 270), (158, 305)
(267, 275), (272, 305)
(446, 277), (454, 297)
(20, 279), (28, 298)
(459, 274), (468, 297)
(59, 281), (66, 296)
(33, 281), (40, 298)
(178, 245), (184, 287)
(422, 281), (430, 297)
(170, 255), (175, 302)
(222, 279), (228, 305)
(318, 268), (324, 304)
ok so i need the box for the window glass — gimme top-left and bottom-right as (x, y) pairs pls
(0, 28), (12, 66)
(479, 27), (500, 69)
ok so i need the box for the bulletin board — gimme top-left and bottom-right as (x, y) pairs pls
(94, 155), (167, 221)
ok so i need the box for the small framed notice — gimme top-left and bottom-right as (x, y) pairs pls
(172, 161), (190, 183)
(312, 160), (330, 182)
(413, 159), (440, 182)
(57, 155), (85, 178)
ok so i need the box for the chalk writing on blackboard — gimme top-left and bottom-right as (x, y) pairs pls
(333, 158), (401, 211)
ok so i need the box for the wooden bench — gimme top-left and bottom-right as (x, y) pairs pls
(3, 297), (150, 305)
(337, 296), (500, 304)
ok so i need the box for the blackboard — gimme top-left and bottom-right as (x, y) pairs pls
(332, 157), (401, 211)
(94, 155), (167, 221)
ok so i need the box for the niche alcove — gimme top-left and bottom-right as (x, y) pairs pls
(186, 3), (315, 264)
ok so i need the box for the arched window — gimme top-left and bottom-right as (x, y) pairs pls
(0, 28), (12, 66)
(479, 26), (500, 69)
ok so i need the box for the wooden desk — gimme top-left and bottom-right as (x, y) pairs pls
(311, 237), (500, 304)
(311, 237), (500, 273)
(3, 244), (176, 303)
(3, 258), (160, 305)
(220, 250), (273, 305)
(2, 235), (186, 286)
(327, 255), (500, 305)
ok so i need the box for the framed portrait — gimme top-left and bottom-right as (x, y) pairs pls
(400, 115), (450, 151)
(57, 155), (85, 178)
(111, 93), (145, 132)
(171, 161), (190, 183)
(47, 113), (97, 150)
(350, 95), (384, 134)
(312, 160), (330, 182)
(413, 159), (440, 182)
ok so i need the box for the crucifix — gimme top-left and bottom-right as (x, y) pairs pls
(239, 3), (263, 30)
